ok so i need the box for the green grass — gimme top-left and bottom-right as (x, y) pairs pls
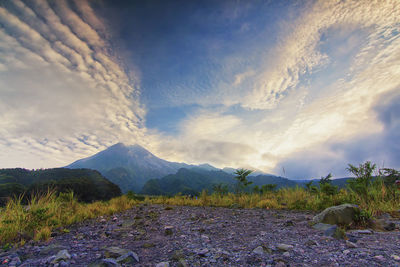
(1, 182), (399, 246)
(0, 190), (139, 246)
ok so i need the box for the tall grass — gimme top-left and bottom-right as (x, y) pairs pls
(1, 181), (399, 246)
(0, 190), (139, 246)
(145, 184), (400, 215)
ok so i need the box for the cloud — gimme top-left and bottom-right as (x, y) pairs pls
(152, 0), (400, 177)
(0, 0), (146, 168)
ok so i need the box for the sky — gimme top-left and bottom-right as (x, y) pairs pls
(0, 0), (399, 179)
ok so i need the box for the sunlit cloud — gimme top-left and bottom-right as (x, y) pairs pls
(0, 0), (146, 168)
(152, 0), (400, 177)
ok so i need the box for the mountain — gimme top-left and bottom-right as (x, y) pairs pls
(0, 168), (121, 205)
(67, 143), (191, 193)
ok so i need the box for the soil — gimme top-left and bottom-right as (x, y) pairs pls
(1, 204), (400, 266)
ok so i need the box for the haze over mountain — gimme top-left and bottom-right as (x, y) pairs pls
(66, 143), (337, 195)
(67, 143), (192, 192)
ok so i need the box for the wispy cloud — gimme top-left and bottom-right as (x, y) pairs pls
(0, 0), (146, 168)
(153, 0), (400, 176)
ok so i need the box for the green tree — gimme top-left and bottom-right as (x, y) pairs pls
(212, 183), (228, 196)
(261, 184), (277, 193)
(233, 168), (253, 195)
(346, 161), (376, 203)
(319, 173), (338, 196)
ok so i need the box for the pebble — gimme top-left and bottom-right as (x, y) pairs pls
(2, 205), (400, 266)
(276, 243), (293, 251)
(156, 262), (170, 267)
(346, 240), (357, 248)
(391, 255), (400, 261)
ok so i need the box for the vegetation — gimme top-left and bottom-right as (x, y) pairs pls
(0, 190), (139, 246)
(1, 161), (399, 247)
(0, 168), (121, 205)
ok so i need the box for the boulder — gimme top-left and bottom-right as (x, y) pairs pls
(313, 204), (360, 225)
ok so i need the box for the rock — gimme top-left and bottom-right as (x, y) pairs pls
(116, 251), (139, 264)
(313, 204), (360, 225)
(322, 225), (338, 236)
(374, 255), (385, 261)
(195, 248), (209, 256)
(275, 261), (286, 267)
(156, 262), (170, 267)
(283, 220), (294, 226)
(164, 226), (174, 235)
(51, 250), (71, 264)
(346, 240), (357, 248)
(177, 259), (188, 267)
(88, 259), (120, 267)
(370, 219), (396, 231)
(276, 244), (293, 251)
(39, 244), (68, 255)
(104, 247), (130, 258)
(343, 249), (350, 255)
(391, 255), (400, 261)
(171, 250), (185, 261)
(283, 252), (290, 257)
(312, 223), (335, 231)
(252, 246), (268, 256)
(305, 240), (318, 246)
(351, 229), (373, 235)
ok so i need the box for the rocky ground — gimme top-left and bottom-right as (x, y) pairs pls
(1, 204), (400, 267)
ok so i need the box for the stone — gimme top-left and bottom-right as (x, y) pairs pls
(171, 250), (185, 261)
(104, 247), (130, 258)
(283, 252), (290, 257)
(164, 226), (174, 235)
(195, 248), (209, 256)
(116, 251), (139, 264)
(374, 255), (385, 261)
(322, 225), (338, 237)
(312, 223), (335, 231)
(305, 240), (318, 246)
(276, 244), (293, 251)
(88, 259), (120, 267)
(252, 246), (268, 256)
(343, 250), (350, 255)
(351, 229), (373, 235)
(346, 240), (357, 248)
(313, 204), (360, 225)
(39, 244), (68, 255)
(275, 261), (286, 267)
(51, 250), (71, 264)
(156, 262), (170, 267)
(177, 259), (188, 267)
(391, 255), (400, 261)
(370, 219), (396, 231)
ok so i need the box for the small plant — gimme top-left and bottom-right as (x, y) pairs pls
(319, 174), (338, 196)
(347, 161), (376, 204)
(212, 183), (229, 196)
(233, 168), (253, 196)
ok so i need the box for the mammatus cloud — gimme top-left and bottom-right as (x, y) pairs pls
(0, 0), (146, 168)
(153, 0), (400, 177)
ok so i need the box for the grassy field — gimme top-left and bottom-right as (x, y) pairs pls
(1, 179), (399, 247)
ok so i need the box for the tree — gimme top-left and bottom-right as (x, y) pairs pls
(318, 173), (338, 196)
(233, 168), (253, 195)
(346, 161), (376, 203)
(213, 183), (229, 196)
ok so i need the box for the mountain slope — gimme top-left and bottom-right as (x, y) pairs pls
(67, 143), (191, 192)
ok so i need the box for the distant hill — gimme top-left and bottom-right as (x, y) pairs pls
(295, 177), (352, 188)
(67, 143), (192, 192)
(0, 168), (121, 204)
(141, 168), (299, 195)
